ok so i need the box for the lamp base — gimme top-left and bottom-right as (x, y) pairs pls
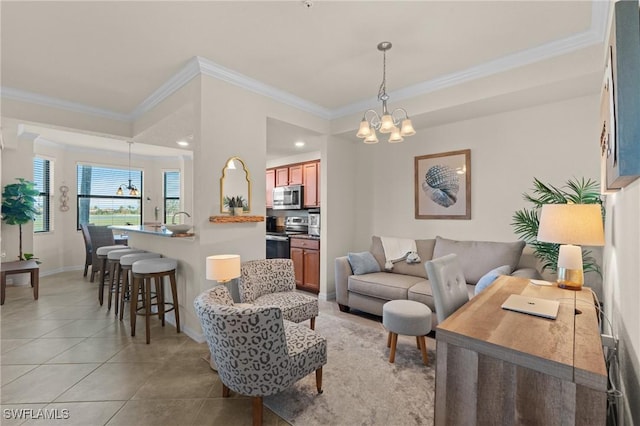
(556, 267), (584, 291)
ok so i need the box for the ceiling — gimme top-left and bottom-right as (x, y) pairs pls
(1, 1), (606, 158)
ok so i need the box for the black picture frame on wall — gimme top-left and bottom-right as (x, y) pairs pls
(600, 0), (640, 191)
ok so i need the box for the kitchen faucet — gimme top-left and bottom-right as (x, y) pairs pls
(171, 211), (191, 224)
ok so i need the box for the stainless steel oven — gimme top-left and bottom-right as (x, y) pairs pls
(265, 216), (309, 259)
(266, 234), (290, 259)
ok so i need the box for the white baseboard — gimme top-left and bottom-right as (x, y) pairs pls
(319, 291), (336, 301)
(162, 312), (205, 343)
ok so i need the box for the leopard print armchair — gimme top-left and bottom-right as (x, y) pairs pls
(239, 259), (319, 329)
(194, 285), (327, 425)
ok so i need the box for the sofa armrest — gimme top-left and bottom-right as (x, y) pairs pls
(511, 267), (543, 280)
(335, 256), (352, 306)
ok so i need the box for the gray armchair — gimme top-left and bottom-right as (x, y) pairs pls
(424, 253), (469, 323)
(239, 258), (319, 329)
(194, 286), (327, 426)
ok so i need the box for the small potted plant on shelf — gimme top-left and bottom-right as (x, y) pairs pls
(1, 178), (41, 262)
(224, 196), (246, 216)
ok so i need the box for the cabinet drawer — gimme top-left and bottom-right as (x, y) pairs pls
(290, 238), (320, 250)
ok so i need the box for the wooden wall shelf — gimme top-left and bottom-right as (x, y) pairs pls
(209, 215), (265, 223)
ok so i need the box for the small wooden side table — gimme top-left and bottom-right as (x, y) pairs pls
(1, 260), (40, 305)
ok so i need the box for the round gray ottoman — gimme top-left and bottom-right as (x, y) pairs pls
(382, 300), (432, 365)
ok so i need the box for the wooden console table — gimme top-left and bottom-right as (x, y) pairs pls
(435, 275), (606, 425)
(1, 260), (40, 305)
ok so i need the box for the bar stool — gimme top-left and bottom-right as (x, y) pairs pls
(107, 249), (146, 316)
(131, 258), (180, 344)
(119, 252), (162, 321)
(96, 245), (130, 305)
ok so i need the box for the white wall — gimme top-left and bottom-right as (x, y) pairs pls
(348, 94), (600, 248)
(603, 180), (640, 424)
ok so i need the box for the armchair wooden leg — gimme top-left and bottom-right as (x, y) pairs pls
(316, 367), (323, 394)
(387, 332), (392, 348)
(416, 336), (421, 349)
(252, 396), (263, 426)
(222, 383), (230, 398)
(310, 317), (316, 330)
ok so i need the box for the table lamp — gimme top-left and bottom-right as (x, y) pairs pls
(206, 254), (241, 302)
(536, 204), (604, 290)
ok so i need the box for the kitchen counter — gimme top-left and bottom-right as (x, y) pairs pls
(289, 234), (320, 240)
(109, 225), (194, 238)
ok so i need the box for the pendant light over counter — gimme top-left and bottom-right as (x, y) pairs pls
(116, 141), (139, 196)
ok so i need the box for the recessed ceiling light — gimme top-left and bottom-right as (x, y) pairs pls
(176, 140), (189, 147)
(295, 141), (305, 148)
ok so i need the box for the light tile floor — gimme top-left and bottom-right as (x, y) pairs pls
(1, 271), (289, 425)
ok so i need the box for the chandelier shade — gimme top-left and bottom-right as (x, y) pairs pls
(356, 41), (416, 144)
(116, 141), (140, 196)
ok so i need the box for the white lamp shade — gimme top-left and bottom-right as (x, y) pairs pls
(537, 204), (604, 246)
(400, 119), (416, 137)
(388, 126), (404, 143)
(379, 114), (395, 133)
(364, 128), (379, 144)
(206, 254), (241, 282)
(557, 245), (583, 270)
(356, 118), (371, 138)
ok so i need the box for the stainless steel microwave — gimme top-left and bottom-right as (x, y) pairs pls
(273, 185), (303, 210)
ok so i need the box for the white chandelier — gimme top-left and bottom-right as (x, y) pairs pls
(356, 41), (416, 144)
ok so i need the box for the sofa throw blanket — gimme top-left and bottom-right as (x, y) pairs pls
(380, 237), (421, 271)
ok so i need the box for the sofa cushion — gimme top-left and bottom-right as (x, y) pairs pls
(432, 236), (525, 284)
(348, 272), (424, 301)
(408, 281), (475, 312)
(347, 252), (381, 275)
(407, 281), (435, 311)
(370, 236), (435, 279)
(474, 265), (513, 295)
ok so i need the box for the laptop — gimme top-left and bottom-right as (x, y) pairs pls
(501, 294), (560, 320)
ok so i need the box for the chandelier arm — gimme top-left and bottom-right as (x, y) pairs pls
(363, 109), (382, 130)
(390, 108), (409, 126)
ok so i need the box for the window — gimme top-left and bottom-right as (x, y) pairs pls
(33, 157), (52, 233)
(77, 164), (142, 229)
(164, 171), (181, 223)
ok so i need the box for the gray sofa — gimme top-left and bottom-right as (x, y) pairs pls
(335, 236), (542, 319)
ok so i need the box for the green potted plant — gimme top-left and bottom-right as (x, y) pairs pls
(1, 178), (41, 261)
(511, 177), (603, 275)
(224, 195), (246, 216)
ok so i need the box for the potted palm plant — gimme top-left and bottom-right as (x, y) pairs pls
(512, 177), (603, 275)
(1, 178), (41, 261)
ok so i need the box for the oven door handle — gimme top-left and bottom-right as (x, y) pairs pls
(266, 235), (289, 241)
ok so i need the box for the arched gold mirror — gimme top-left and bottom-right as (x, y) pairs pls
(220, 156), (251, 214)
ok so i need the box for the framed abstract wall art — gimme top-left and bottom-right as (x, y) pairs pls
(414, 149), (471, 220)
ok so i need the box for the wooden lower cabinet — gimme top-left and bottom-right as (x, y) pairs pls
(290, 238), (319, 294)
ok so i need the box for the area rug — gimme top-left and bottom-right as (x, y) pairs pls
(264, 312), (436, 425)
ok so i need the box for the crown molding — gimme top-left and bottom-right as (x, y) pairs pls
(332, 1), (611, 119)
(195, 56), (332, 120)
(129, 57), (202, 119)
(1, 0), (610, 124)
(1, 87), (130, 122)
